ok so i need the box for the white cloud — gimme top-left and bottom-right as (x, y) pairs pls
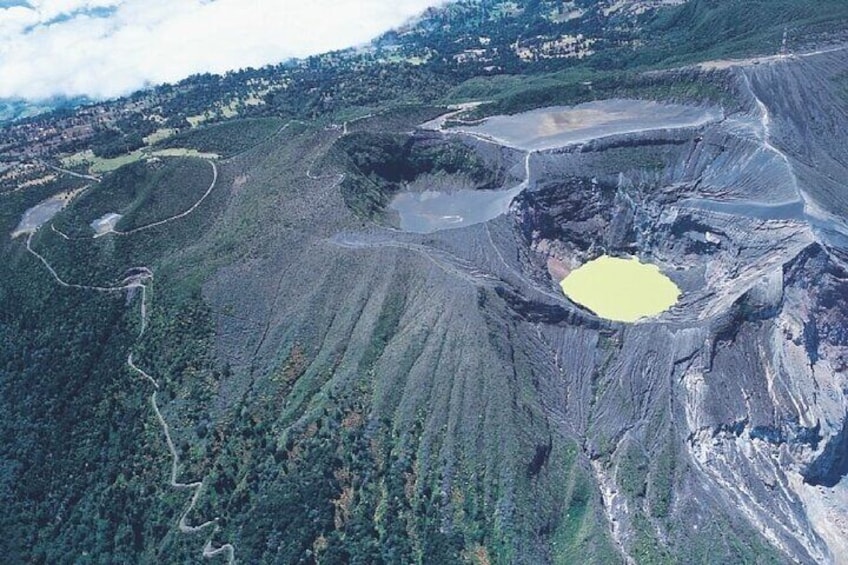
(0, 0), (448, 100)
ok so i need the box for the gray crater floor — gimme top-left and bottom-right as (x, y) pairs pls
(435, 99), (723, 151)
(394, 100), (722, 234)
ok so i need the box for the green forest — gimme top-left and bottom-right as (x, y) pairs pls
(0, 0), (843, 563)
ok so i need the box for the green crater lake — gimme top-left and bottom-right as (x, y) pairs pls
(560, 255), (681, 322)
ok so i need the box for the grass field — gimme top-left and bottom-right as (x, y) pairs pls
(61, 148), (219, 174)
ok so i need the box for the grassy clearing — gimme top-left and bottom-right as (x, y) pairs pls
(187, 113), (210, 127)
(62, 149), (146, 173)
(153, 117), (283, 158)
(149, 148), (219, 159)
(61, 147), (219, 174)
(143, 128), (178, 145)
(60, 117), (273, 177)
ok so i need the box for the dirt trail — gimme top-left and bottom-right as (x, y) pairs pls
(698, 45), (848, 70)
(110, 160), (218, 236)
(26, 233), (151, 292)
(45, 160), (218, 240)
(126, 289), (235, 563)
(22, 161), (235, 563)
(41, 161), (103, 183)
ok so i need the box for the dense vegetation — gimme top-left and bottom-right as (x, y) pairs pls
(335, 132), (499, 219)
(154, 118), (285, 158)
(7, 0), (843, 159)
(1, 1), (847, 563)
(0, 199), (185, 563)
(90, 128), (147, 159)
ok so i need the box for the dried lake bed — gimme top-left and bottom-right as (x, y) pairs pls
(427, 99), (723, 151)
(394, 100), (722, 233)
(11, 188), (84, 238)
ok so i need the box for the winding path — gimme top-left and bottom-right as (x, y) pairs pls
(25, 233), (152, 292)
(41, 161), (103, 183)
(738, 68), (848, 248)
(304, 115), (377, 187)
(46, 160), (219, 241)
(124, 287), (234, 564)
(110, 160), (218, 236)
(740, 72), (801, 196)
(22, 159), (235, 563)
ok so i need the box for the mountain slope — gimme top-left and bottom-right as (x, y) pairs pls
(3, 1), (848, 564)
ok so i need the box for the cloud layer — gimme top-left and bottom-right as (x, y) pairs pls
(0, 0), (446, 100)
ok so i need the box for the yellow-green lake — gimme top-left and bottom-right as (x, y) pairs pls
(560, 255), (681, 322)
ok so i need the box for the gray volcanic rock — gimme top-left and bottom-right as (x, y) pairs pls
(245, 49), (848, 563)
(8, 4), (848, 564)
(45, 48), (842, 564)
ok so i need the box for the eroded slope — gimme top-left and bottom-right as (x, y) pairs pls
(5, 48), (848, 565)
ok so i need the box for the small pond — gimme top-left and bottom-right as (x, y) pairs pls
(560, 255), (681, 322)
(389, 184), (524, 234)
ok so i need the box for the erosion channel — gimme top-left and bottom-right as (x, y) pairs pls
(331, 50), (848, 563)
(9, 48), (848, 565)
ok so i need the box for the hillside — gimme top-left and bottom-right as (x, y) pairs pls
(3, 1), (848, 563)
